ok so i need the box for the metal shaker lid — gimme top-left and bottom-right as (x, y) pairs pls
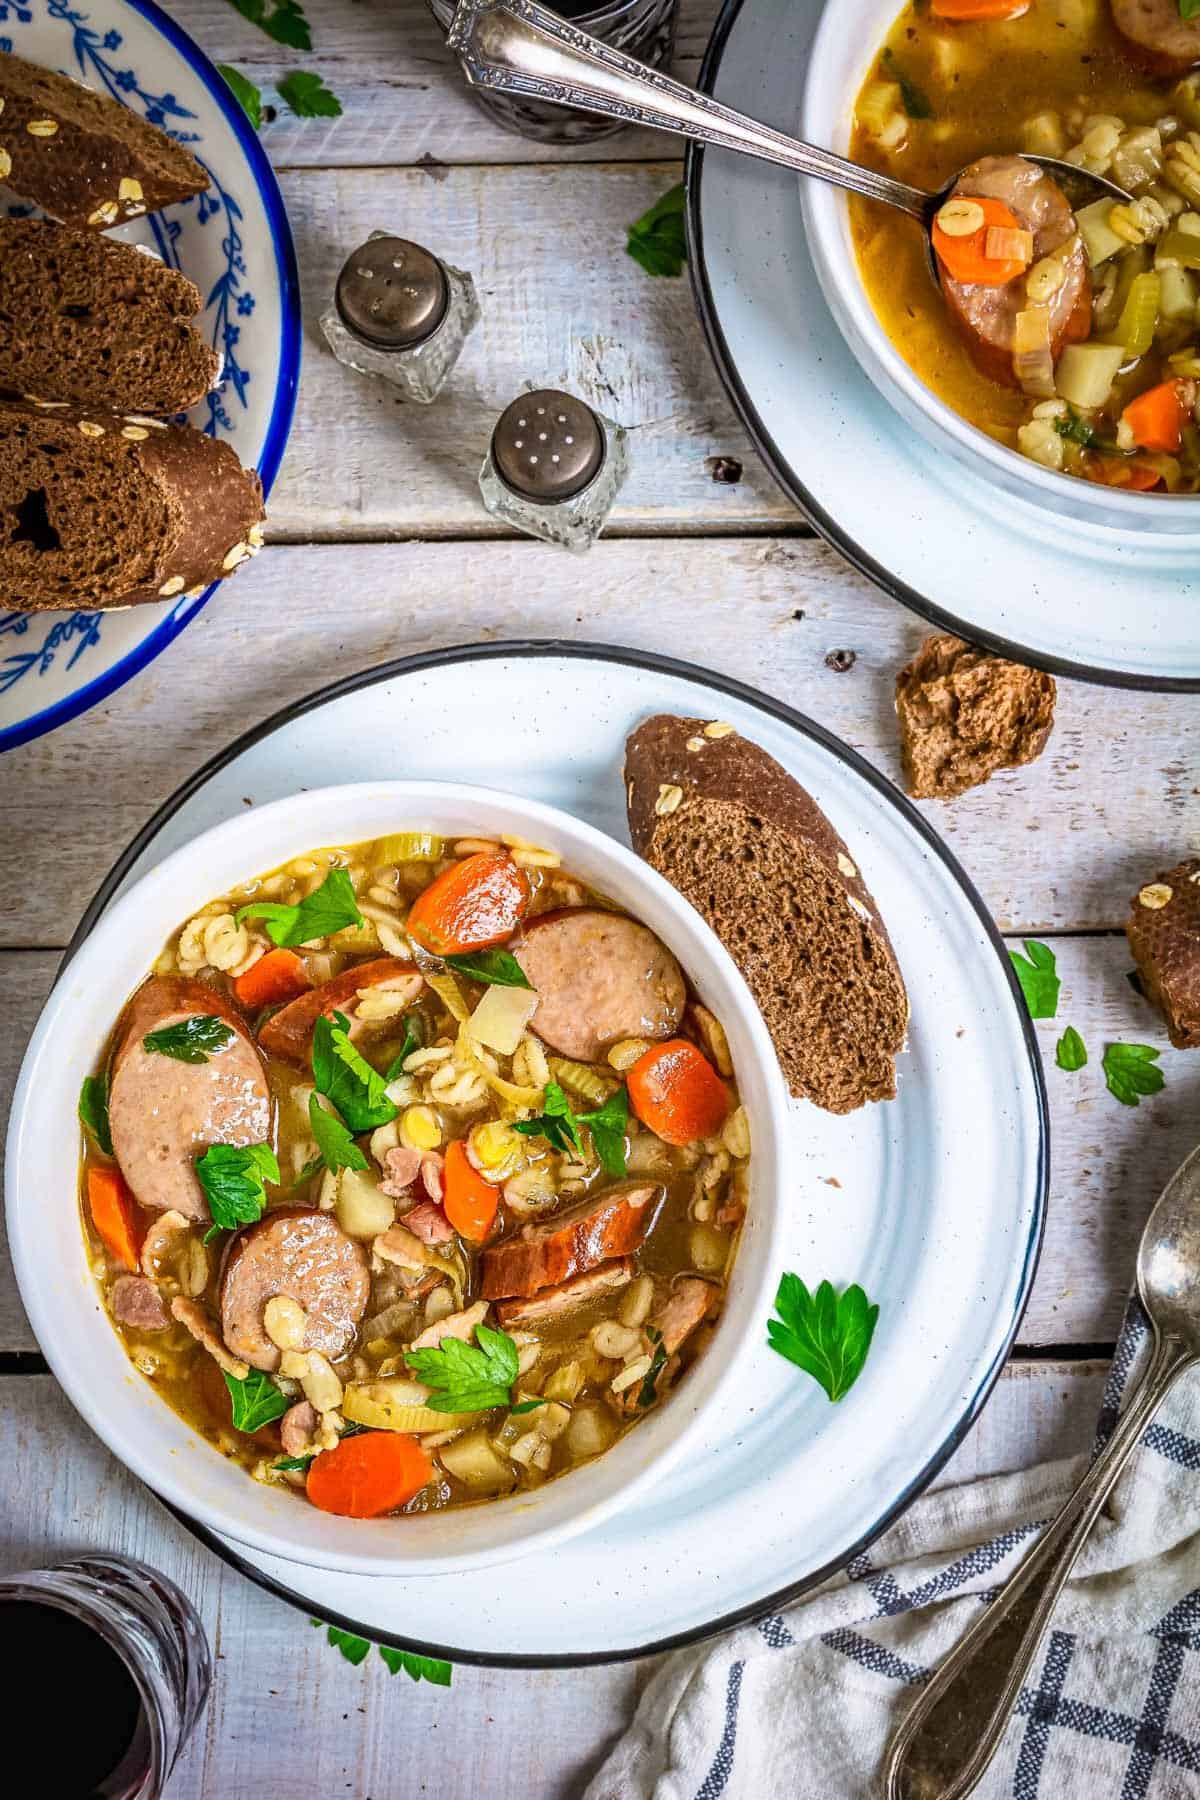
(491, 390), (605, 503)
(335, 237), (448, 350)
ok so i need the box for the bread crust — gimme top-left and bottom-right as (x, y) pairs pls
(0, 50), (208, 230)
(1126, 860), (1200, 1049)
(624, 714), (909, 1111)
(0, 398), (264, 613)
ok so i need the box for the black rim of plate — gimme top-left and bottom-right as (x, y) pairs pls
(684, 0), (1200, 694)
(64, 638), (1049, 1669)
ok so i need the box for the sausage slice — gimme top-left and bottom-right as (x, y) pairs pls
(257, 957), (423, 1064)
(940, 155), (1090, 387)
(108, 976), (271, 1221)
(110, 1274), (170, 1332)
(495, 1258), (634, 1326)
(220, 1208), (371, 1372)
(513, 910), (686, 1062)
(481, 1181), (662, 1299)
(1112, 0), (1200, 75)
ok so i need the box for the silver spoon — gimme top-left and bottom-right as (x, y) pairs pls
(445, 0), (1130, 274)
(882, 1142), (1200, 1799)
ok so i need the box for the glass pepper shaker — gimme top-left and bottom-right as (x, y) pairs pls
(320, 232), (480, 404)
(479, 388), (630, 551)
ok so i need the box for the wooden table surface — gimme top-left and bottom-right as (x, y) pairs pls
(2, 0), (1196, 1791)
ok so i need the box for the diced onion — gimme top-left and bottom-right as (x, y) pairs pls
(425, 970), (471, 1024)
(467, 983), (540, 1055)
(1012, 307), (1055, 398)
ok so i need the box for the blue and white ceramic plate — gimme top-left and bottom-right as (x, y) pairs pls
(0, 0), (299, 752)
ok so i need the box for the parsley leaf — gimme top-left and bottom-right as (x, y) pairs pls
(638, 1326), (668, 1409)
(1054, 410), (1099, 448)
(196, 1141), (279, 1242)
(444, 949), (532, 989)
(309, 1091), (367, 1174)
(217, 63), (262, 130)
(78, 1073), (112, 1155)
(767, 1274), (879, 1403)
(1008, 939), (1061, 1020)
(513, 1080), (583, 1158)
(236, 868), (363, 949)
(383, 1013), (425, 1082)
(378, 1647), (453, 1685)
(312, 1010), (397, 1134)
(224, 1367), (288, 1432)
(513, 1081), (629, 1176)
(225, 0), (311, 51)
(405, 1322), (523, 1412)
(277, 69), (343, 117)
(322, 1623), (371, 1666)
(143, 1014), (235, 1064)
(1056, 1026), (1087, 1072)
(1103, 1042), (1165, 1106)
(881, 48), (934, 120)
(626, 183), (687, 279)
(1181, 0), (1200, 23)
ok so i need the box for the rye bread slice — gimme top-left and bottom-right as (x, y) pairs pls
(0, 49), (208, 230)
(625, 715), (909, 1114)
(0, 218), (220, 414)
(895, 633), (1056, 801)
(0, 398), (265, 613)
(1126, 861), (1200, 1049)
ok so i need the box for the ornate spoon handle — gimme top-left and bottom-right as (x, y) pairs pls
(883, 1329), (1193, 1800)
(445, 0), (932, 220)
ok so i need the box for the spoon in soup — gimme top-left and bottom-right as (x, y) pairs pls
(445, 0), (1131, 279)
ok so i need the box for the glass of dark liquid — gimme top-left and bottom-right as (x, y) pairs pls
(429, 0), (679, 143)
(0, 1554), (210, 1797)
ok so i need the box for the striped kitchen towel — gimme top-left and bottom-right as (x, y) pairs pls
(585, 1298), (1200, 1800)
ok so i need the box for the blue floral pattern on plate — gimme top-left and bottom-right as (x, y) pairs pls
(0, 0), (299, 750)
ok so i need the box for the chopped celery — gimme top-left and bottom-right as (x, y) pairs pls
(1055, 342), (1127, 410)
(1075, 198), (1126, 267)
(342, 1379), (470, 1434)
(1173, 73), (1200, 135)
(1155, 226), (1200, 271)
(856, 79), (905, 145)
(1113, 271), (1161, 356)
(375, 832), (444, 863)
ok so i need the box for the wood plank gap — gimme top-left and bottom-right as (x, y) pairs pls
(1012, 1342), (1116, 1363)
(0, 1353), (48, 1375)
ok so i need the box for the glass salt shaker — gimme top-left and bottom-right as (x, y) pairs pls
(479, 387), (630, 551)
(320, 232), (480, 404)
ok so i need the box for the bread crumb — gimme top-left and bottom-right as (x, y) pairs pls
(895, 634), (1056, 801)
(837, 852), (857, 880)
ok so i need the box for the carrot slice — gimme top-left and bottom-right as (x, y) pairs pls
(407, 852), (531, 955)
(307, 1431), (433, 1518)
(628, 1040), (730, 1147)
(1086, 455), (1165, 492)
(932, 196), (1030, 287)
(233, 947), (311, 1011)
(442, 1139), (500, 1243)
(1120, 381), (1189, 454)
(87, 1166), (141, 1272)
(931, 0), (1029, 19)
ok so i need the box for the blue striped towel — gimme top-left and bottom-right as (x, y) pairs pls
(586, 1298), (1200, 1799)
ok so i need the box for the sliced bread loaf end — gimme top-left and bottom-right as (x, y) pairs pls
(0, 219), (221, 415)
(0, 400), (264, 613)
(625, 715), (909, 1114)
(0, 50), (208, 230)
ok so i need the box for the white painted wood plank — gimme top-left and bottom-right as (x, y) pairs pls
(267, 160), (791, 536)
(0, 1363), (1104, 1794)
(0, 931), (1186, 1350)
(2, 542), (1195, 947)
(185, 0), (722, 168)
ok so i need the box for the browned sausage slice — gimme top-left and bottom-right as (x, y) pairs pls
(1112, 0), (1200, 75)
(257, 957), (423, 1064)
(481, 1182), (662, 1299)
(110, 1274), (170, 1332)
(495, 1258), (635, 1326)
(650, 1277), (718, 1355)
(108, 976), (271, 1221)
(220, 1208), (371, 1372)
(940, 156), (1090, 388)
(512, 910), (686, 1062)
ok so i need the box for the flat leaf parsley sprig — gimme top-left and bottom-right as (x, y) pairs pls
(767, 1273), (879, 1403)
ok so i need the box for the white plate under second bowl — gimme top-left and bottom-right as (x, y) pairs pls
(54, 643), (1046, 1665)
(687, 0), (1200, 689)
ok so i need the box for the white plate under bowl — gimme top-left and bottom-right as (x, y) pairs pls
(0, 0), (300, 753)
(686, 0), (1200, 689)
(55, 642), (1046, 1666)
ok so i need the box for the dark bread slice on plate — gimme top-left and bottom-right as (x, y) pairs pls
(625, 715), (909, 1114)
(1126, 860), (1200, 1049)
(0, 218), (220, 414)
(895, 633), (1056, 801)
(0, 49), (208, 230)
(0, 398), (264, 613)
